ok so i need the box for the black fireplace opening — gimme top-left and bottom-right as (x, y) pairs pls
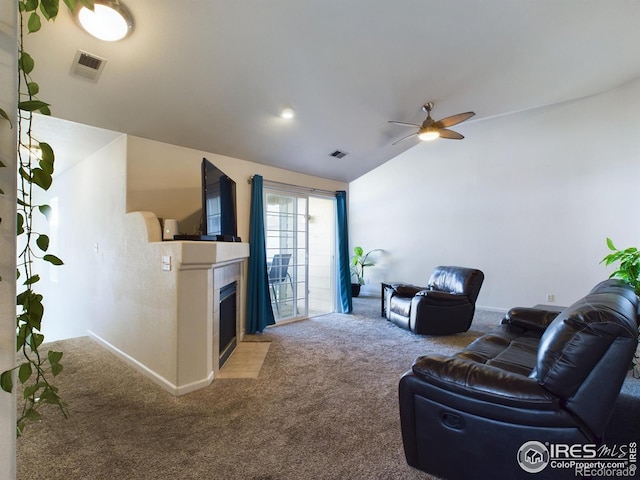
(219, 281), (237, 368)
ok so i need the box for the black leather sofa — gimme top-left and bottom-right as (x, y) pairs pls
(399, 279), (639, 479)
(384, 266), (484, 334)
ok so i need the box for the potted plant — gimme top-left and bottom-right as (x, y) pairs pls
(350, 246), (382, 297)
(601, 237), (640, 377)
(601, 237), (640, 294)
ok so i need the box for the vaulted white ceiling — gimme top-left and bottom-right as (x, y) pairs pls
(24, 0), (640, 182)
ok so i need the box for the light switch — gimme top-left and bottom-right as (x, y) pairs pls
(162, 256), (171, 271)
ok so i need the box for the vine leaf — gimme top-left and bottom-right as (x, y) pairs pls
(27, 12), (41, 33)
(43, 254), (64, 266)
(39, 142), (54, 174)
(22, 0), (39, 12)
(17, 213), (24, 235)
(0, 370), (12, 393)
(0, 107), (12, 128)
(39, 0), (59, 21)
(27, 81), (39, 96)
(24, 274), (40, 286)
(39, 204), (52, 220)
(36, 234), (50, 252)
(18, 363), (32, 384)
(18, 52), (34, 74)
(32, 167), (53, 190)
(48, 351), (64, 376)
(18, 100), (50, 113)
(60, 0), (96, 12)
(29, 333), (45, 351)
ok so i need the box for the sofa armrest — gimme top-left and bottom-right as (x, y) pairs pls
(412, 354), (559, 409)
(501, 307), (560, 332)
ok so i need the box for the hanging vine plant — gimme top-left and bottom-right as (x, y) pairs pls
(0, 0), (94, 435)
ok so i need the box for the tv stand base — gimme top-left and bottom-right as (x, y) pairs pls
(172, 234), (242, 242)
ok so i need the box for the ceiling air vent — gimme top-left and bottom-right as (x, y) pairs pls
(71, 50), (107, 81)
(330, 150), (348, 159)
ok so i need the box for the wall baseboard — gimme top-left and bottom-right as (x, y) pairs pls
(87, 330), (213, 396)
(476, 305), (509, 313)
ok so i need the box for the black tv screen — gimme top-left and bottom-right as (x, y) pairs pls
(201, 158), (238, 240)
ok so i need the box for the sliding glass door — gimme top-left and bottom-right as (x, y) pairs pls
(264, 188), (335, 322)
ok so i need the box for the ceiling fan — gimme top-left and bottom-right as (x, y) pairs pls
(388, 102), (475, 145)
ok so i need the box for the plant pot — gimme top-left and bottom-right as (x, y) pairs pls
(351, 283), (361, 297)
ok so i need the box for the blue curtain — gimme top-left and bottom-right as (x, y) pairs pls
(335, 190), (352, 313)
(246, 175), (276, 333)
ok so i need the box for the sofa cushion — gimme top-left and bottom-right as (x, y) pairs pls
(455, 325), (541, 376)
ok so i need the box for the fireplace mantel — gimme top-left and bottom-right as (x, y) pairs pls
(88, 211), (249, 396)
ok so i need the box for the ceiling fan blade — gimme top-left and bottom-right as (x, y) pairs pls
(433, 111), (475, 128)
(438, 128), (464, 140)
(391, 132), (418, 145)
(388, 120), (421, 128)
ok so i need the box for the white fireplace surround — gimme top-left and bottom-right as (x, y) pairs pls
(89, 211), (249, 396)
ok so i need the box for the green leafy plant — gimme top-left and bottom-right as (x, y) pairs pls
(0, 0), (94, 436)
(600, 237), (640, 295)
(350, 246), (382, 286)
(601, 237), (640, 378)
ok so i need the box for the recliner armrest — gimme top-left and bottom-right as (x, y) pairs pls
(412, 354), (559, 409)
(389, 284), (426, 298)
(413, 290), (469, 306)
(501, 307), (560, 332)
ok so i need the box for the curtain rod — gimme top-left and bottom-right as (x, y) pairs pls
(248, 175), (339, 196)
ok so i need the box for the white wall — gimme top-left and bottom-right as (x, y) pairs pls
(126, 135), (348, 242)
(349, 79), (640, 309)
(0, 0), (16, 476)
(34, 134), (128, 342)
(35, 134), (347, 344)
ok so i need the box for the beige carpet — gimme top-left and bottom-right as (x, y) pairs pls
(16, 296), (639, 480)
(217, 341), (271, 378)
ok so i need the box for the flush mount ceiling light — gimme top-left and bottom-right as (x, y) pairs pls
(280, 107), (295, 119)
(75, 0), (134, 41)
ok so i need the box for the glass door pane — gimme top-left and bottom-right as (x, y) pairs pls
(264, 189), (335, 322)
(308, 196), (335, 316)
(265, 191), (308, 321)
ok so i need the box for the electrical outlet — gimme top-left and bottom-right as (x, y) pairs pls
(162, 256), (171, 271)
(546, 293), (555, 302)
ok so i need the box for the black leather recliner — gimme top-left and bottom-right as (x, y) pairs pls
(398, 279), (639, 479)
(384, 266), (485, 334)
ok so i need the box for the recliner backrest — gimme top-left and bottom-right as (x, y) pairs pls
(427, 266), (485, 303)
(534, 279), (638, 436)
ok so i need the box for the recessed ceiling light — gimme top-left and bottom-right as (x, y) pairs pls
(280, 107), (295, 119)
(75, 0), (134, 42)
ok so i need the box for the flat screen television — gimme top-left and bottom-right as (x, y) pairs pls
(201, 158), (240, 241)
(172, 158), (240, 242)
